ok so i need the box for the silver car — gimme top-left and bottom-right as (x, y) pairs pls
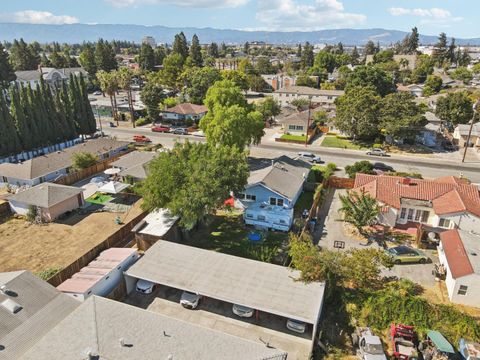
(180, 291), (201, 309)
(366, 148), (387, 157)
(232, 304), (254, 318)
(286, 319), (307, 333)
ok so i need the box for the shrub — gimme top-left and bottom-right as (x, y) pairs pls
(345, 161), (375, 178)
(35, 267), (61, 281)
(72, 152), (99, 170)
(26, 205), (37, 222)
(326, 162), (337, 172)
(135, 117), (150, 126)
(372, 143), (383, 149)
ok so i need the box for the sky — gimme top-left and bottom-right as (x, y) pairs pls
(0, 0), (478, 38)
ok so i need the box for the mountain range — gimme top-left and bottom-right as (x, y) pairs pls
(1, 23), (479, 46)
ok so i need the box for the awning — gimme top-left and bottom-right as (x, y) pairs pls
(98, 181), (130, 194)
(427, 330), (455, 354)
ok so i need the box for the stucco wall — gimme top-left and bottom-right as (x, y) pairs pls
(45, 194), (84, 221)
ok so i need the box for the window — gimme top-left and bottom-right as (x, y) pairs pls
(246, 213), (253, 219)
(257, 215), (266, 221)
(407, 208), (414, 221)
(400, 208), (407, 219)
(270, 197), (276, 205)
(295, 125), (304, 131)
(277, 198), (284, 207)
(288, 125), (296, 130)
(439, 218), (452, 228)
(237, 193), (245, 200)
(327, 96), (333, 100)
(421, 211), (429, 223)
(245, 194), (256, 201)
(458, 285), (468, 296)
(279, 219), (286, 224)
(414, 211), (421, 222)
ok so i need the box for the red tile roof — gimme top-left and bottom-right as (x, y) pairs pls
(165, 103), (207, 115)
(353, 174), (480, 217)
(440, 229), (475, 279)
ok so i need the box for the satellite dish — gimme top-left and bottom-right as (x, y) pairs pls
(428, 232), (437, 240)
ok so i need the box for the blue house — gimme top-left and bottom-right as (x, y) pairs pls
(236, 156), (311, 231)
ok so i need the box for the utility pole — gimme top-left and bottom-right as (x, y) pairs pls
(305, 95), (313, 147)
(462, 100), (480, 163)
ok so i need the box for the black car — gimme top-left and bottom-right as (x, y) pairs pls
(372, 162), (394, 172)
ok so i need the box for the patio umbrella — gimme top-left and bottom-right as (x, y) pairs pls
(98, 181), (130, 194)
(104, 168), (121, 175)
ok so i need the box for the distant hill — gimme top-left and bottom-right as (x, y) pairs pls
(0, 23), (479, 46)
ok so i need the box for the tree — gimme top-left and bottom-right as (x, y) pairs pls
(79, 43), (97, 76)
(246, 74), (268, 92)
(154, 46), (167, 66)
(172, 32), (189, 61)
(339, 191), (380, 234)
(351, 46), (360, 65)
(296, 75), (317, 88)
(243, 41), (250, 54)
(140, 142), (249, 229)
(118, 67), (137, 127)
(49, 49), (67, 68)
(72, 152), (98, 170)
(140, 73), (165, 121)
(238, 58), (255, 74)
(411, 54), (434, 83)
(255, 97), (281, 125)
(345, 66), (395, 97)
(9, 38), (40, 71)
(221, 70), (248, 91)
(373, 49), (394, 64)
(344, 160), (375, 178)
(0, 89), (22, 157)
(290, 98), (310, 110)
(95, 39), (117, 72)
(200, 80), (264, 148)
(435, 92), (474, 126)
(255, 57), (275, 74)
(433, 32), (448, 66)
(313, 110), (328, 125)
(207, 42), (219, 58)
(189, 34), (203, 67)
(97, 70), (119, 125)
(451, 67), (473, 85)
(311, 50), (337, 74)
(138, 43), (155, 71)
(423, 75), (443, 95)
(0, 43), (16, 88)
(301, 42), (314, 69)
(364, 40), (377, 56)
(335, 87), (382, 140)
(296, 43), (302, 57)
(473, 63), (480, 75)
(186, 66), (222, 104)
(159, 53), (184, 90)
(447, 38), (457, 65)
(404, 27), (419, 54)
(380, 92), (426, 143)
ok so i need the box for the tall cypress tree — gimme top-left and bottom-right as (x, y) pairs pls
(0, 92), (22, 156)
(78, 74), (96, 134)
(60, 81), (77, 138)
(21, 85), (42, 149)
(190, 34), (203, 67)
(10, 85), (33, 149)
(0, 43), (16, 89)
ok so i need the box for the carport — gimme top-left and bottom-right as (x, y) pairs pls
(124, 240), (326, 356)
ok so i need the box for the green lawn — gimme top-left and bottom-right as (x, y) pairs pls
(187, 211), (288, 264)
(280, 134), (307, 142)
(86, 193), (113, 205)
(294, 191), (314, 218)
(321, 135), (368, 150)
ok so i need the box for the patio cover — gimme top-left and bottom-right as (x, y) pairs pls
(98, 181), (130, 194)
(427, 330), (455, 354)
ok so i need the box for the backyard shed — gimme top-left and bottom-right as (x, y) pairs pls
(8, 182), (84, 221)
(131, 209), (180, 250)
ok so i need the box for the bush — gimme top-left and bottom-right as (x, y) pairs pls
(345, 160), (375, 178)
(72, 152), (98, 170)
(35, 267), (61, 281)
(135, 117), (150, 126)
(372, 143), (383, 149)
(326, 162), (337, 172)
(26, 205), (37, 222)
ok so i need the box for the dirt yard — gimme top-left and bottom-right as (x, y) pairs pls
(0, 200), (143, 274)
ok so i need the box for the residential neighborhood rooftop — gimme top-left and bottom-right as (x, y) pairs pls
(274, 85), (344, 96)
(440, 229), (480, 279)
(277, 108), (324, 126)
(110, 150), (156, 170)
(20, 295), (288, 360)
(131, 208), (179, 237)
(455, 123), (480, 136)
(7, 183), (83, 208)
(353, 174), (480, 217)
(163, 102), (208, 115)
(126, 240), (325, 324)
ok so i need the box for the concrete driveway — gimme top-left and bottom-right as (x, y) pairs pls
(124, 284), (313, 360)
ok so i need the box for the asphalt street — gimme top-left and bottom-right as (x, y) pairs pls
(102, 126), (480, 183)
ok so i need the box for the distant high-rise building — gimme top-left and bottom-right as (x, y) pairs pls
(142, 36), (156, 48)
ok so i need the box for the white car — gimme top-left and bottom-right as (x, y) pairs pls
(135, 279), (155, 294)
(232, 304), (254, 318)
(286, 319), (307, 333)
(366, 148), (387, 157)
(298, 152), (322, 163)
(180, 291), (201, 309)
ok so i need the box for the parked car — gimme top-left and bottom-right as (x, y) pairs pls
(135, 279), (155, 294)
(191, 130), (206, 137)
(171, 128), (189, 135)
(352, 327), (387, 360)
(180, 291), (201, 309)
(458, 338), (480, 360)
(133, 135), (151, 143)
(372, 162), (394, 172)
(387, 246), (429, 264)
(298, 152), (322, 164)
(366, 148), (388, 157)
(93, 91), (102, 95)
(286, 319), (306, 333)
(151, 125), (171, 133)
(390, 324), (419, 360)
(232, 304), (254, 318)
(109, 122), (116, 127)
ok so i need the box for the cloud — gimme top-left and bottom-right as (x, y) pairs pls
(0, 10), (78, 25)
(254, 0), (366, 31)
(104, 0), (248, 8)
(388, 6), (462, 26)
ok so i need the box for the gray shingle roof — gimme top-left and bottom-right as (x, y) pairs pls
(21, 296), (288, 360)
(0, 139), (129, 181)
(7, 183), (83, 208)
(275, 86), (344, 97)
(0, 271), (80, 359)
(110, 151), (155, 170)
(247, 156), (311, 200)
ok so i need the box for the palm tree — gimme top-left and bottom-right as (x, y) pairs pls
(339, 191), (380, 235)
(97, 70), (119, 126)
(118, 67), (136, 128)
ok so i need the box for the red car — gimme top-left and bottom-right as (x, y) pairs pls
(133, 135), (151, 143)
(151, 125), (170, 133)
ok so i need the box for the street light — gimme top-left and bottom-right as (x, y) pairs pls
(461, 99), (480, 163)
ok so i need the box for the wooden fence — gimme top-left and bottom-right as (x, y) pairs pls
(327, 176), (355, 189)
(0, 202), (11, 218)
(54, 150), (130, 186)
(47, 210), (147, 287)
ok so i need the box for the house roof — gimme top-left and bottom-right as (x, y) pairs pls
(353, 174), (480, 217)
(0, 271), (80, 359)
(277, 108), (323, 126)
(21, 295), (288, 360)
(275, 86), (344, 97)
(110, 151), (155, 170)
(14, 67), (87, 82)
(7, 182), (83, 208)
(163, 103), (208, 115)
(440, 229), (479, 279)
(247, 156), (311, 201)
(119, 163), (150, 180)
(131, 208), (179, 237)
(0, 139), (129, 181)
(126, 240), (325, 324)
(455, 123), (480, 137)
